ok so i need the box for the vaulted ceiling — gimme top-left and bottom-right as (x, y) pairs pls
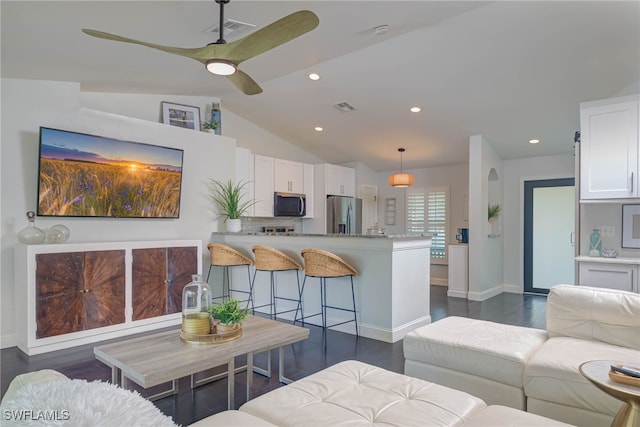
(2, 1), (639, 171)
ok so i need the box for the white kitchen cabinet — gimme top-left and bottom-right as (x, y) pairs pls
(580, 95), (639, 200)
(254, 154), (275, 217)
(235, 147), (254, 217)
(274, 158), (304, 193)
(303, 163), (314, 218)
(325, 164), (356, 197)
(577, 258), (637, 292)
(447, 244), (468, 298)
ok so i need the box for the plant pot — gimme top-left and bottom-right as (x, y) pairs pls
(216, 323), (241, 334)
(226, 219), (242, 233)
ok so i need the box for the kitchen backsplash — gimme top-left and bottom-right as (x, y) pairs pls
(241, 217), (303, 233)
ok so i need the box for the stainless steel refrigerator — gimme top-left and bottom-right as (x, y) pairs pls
(326, 195), (362, 234)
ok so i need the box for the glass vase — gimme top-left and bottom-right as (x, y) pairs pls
(181, 274), (213, 335)
(17, 211), (46, 244)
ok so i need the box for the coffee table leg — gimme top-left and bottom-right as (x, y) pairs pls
(279, 346), (293, 384)
(111, 366), (121, 385)
(228, 358), (235, 410)
(247, 352), (253, 401)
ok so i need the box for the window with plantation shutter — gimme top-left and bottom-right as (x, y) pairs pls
(427, 191), (447, 261)
(407, 193), (425, 234)
(407, 188), (449, 263)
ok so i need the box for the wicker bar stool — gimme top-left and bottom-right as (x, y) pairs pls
(206, 243), (253, 305)
(250, 245), (303, 321)
(297, 248), (359, 337)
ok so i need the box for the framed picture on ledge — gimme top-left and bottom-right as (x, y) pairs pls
(161, 102), (200, 131)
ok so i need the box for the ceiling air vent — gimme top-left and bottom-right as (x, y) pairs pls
(334, 101), (356, 112)
(205, 19), (256, 39)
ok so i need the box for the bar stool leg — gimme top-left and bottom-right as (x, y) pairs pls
(249, 269), (258, 314)
(293, 271), (302, 325)
(270, 271), (276, 319)
(245, 264), (252, 310)
(350, 275), (358, 337)
(295, 276), (308, 326)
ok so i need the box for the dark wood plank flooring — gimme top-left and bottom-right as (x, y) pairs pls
(0, 286), (547, 426)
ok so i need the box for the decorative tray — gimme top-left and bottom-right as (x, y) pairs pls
(609, 366), (640, 387)
(180, 324), (242, 345)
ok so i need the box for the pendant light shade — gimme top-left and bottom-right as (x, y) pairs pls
(388, 148), (415, 187)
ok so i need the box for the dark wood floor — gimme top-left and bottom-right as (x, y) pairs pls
(0, 286), (547, 426)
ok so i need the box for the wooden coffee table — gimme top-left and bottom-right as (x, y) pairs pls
(579, 360), (640, 427)
(94, 315), (309, 409)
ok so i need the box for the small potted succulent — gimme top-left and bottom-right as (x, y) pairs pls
(208, 299), (249, 334)
(201, 120), (219, 133)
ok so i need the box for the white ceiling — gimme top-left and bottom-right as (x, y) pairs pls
(2, 1), (639, 172)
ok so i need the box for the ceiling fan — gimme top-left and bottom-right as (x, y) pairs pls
(82, 0), (319, 95)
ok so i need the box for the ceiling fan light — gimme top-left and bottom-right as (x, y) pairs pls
(388, 173), (415, 188)
(205, 59), (236, 76)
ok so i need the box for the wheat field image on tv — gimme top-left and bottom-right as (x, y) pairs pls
(38, 128), (184, 218)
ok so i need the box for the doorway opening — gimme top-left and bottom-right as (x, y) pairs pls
(524, 178), (575, 294)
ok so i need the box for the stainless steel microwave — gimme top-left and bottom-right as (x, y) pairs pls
(273, 192), (306, 217)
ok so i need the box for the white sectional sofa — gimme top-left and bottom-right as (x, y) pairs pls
(403, 285), (640, 427)
(193, 360), (572, 426)
(2, 361), (573, 427)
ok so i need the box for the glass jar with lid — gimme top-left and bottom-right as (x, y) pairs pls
(181, 274), (213, 335)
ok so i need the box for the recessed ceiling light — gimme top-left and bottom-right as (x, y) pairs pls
(529, 139), (540, 144)
(308, 73), (320, 81)
(314, 126), (323, 132)
(410, 106), (421, 113)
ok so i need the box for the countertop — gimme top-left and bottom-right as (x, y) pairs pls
(213, 232), (430, 240)
(575, 255), (640, 265)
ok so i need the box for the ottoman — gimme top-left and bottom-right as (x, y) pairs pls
(403, 316), (548, 409)
(239, 360), (487, 426)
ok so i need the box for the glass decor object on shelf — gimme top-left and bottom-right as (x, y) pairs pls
(181, 274), (213, 335)
(589, 228), (602, 257)
(45, 224), (70, 243)
(17, 211), (46, 244)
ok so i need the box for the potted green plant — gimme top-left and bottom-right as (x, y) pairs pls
(208, 179), (256, 232)
(488, 204), (501, 222)
(208, 299), (249, 333)
(201, 120), (219, 133)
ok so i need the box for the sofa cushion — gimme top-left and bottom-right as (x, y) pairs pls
(240, 360), (486, 427)
(523, 337), (635, 416)
(464, 405), (575, 426)
(403, 316), (547, 388)
(547, 285), (640, 350)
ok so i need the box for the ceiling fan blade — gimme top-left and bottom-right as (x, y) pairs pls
(227, 69), (263, 95)
(225, 10), (319, 63)
(82, 29), (221, 63)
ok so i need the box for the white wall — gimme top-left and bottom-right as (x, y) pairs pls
(502, 154), (575, 293)
(1, 78), (324, 348)
(468, 135), (504, 300)
(81, 92), (325, 165)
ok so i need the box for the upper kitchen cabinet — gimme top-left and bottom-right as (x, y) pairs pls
(325, 164), (356, 197)
(235, 147), (254, 217)
(253, 154), (275, 217)
(580, 95), (639, 200)
(274, 158), (304, 193)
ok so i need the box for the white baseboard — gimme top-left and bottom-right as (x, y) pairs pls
(431, 278), (448, 287)
(467, 285), (503, 301)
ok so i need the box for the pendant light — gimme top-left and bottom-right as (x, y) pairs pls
(388, 148), (415, 188)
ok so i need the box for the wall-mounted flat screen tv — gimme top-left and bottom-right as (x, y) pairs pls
(37, 127), (184, 218)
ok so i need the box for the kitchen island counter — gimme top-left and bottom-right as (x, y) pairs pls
(209, 233), (432, 343)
